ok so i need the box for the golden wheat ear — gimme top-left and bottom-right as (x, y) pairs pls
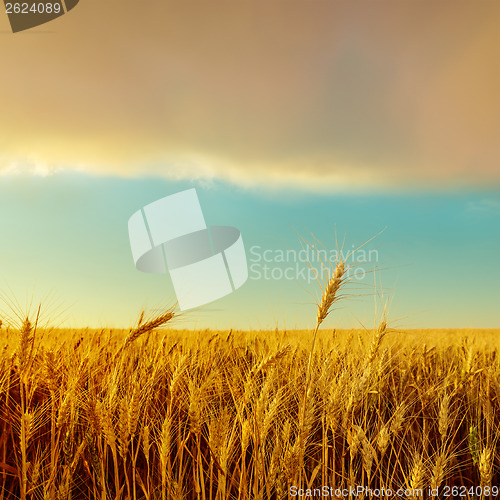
(124, 307), (176, 349)
(316, 260), (346, 328)
(112, 305), (177, 364)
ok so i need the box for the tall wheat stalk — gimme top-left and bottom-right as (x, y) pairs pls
(297, 259), (346, 484)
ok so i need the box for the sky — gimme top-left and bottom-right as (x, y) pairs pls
(0, 0), (498, 330)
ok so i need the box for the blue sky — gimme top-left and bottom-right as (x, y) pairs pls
(1, 1), (499, 329)
(0, 171), (498, 330)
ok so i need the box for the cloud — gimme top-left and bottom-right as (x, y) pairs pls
(0, 0), (499, 191)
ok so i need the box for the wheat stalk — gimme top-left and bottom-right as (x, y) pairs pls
(438, 392), (451, 443)
(479, 446), (493, 487)
(123, 308), (175, 350)
(316, 261), (346, 328)
(430, 452), (448, 489)
(407, 454), (426, 494)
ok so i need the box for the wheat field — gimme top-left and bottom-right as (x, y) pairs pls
(0, 313), (499, 499)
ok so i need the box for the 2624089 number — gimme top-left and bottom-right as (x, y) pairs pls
(5, 3), (62, 14)
(442, 485), (499, 497)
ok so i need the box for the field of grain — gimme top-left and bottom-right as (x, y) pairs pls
(0, 312), (499, 499)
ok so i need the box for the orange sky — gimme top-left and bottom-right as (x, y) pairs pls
(1, 0), (499, 190)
